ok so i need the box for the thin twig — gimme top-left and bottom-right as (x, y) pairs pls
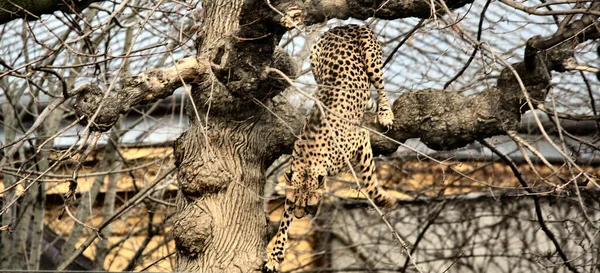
(57, 166), (175, 270)
(382, 19), (425, 68)
(481, 140), (580, 273)
(444, 0), (491, 90)
(399, 201), (447, 273)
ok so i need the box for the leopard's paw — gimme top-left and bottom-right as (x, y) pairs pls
(263, 259), (280, 273)
(374, 189), (397, 209)
(377, 110), (394, 129)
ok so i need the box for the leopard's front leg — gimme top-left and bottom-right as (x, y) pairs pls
(362, 29), (395, 129)
(376, 90), (394, 129)
(264, 201), (295, 273)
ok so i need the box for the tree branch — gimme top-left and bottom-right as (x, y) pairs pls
(264, 36), (573, 156)
(72, 56), (208, 132)
(57, 167), (175, 270)
(301, 0), (475, 25)
(378, 37), (574, 151)
(0, 0), (102, 25)
(480, 140), (580, 273)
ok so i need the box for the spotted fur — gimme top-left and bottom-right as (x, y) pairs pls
(264, 24), (395, 272)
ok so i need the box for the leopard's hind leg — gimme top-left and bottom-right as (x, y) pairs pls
(353, 130), (396, 208)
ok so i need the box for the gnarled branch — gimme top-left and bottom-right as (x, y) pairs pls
(73, 56), (208, 132)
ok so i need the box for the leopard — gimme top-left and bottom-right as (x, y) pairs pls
(264, 24), (396, 272)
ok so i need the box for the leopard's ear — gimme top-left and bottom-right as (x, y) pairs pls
(317, 175), (325, 185)
(284, 171), (293, 182)
(295, 139), (307, 148)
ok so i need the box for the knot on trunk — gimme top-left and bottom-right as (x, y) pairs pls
(172, 202), (213, 257)
(177, 160), (230, 196)
(173, 129), (232, 197)
(73, 83), (123, 132)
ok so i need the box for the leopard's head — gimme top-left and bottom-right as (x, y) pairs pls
(284, 166), (326, 218)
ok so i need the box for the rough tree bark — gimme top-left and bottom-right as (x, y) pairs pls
(169, 1), (300, 270)
(72, 0), (301, 271)
(48, 0), (595, 272)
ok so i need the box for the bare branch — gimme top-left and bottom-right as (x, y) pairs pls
(480, 140), (580, 273)
(56, 167), (176, 270)
(73, 56), (208, 132)
(300, 0), (476, 25)
(0, 0), (103, 25)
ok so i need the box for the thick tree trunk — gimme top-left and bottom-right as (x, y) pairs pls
(170, 0), (299, 271)
(172, 98), (299, 272)
(173, 122), (268, 271)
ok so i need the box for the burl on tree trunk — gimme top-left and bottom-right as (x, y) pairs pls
(68, 0), (590, 271)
